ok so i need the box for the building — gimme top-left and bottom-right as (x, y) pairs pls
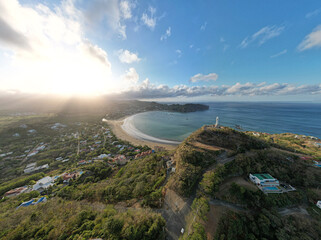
(317, 201), (321, 209)
(314, 161), (321, 168)
(97, 154), (109, 159)
(314, 142), (321, 148)
(24, 162), (37, 173)
(33, 176), (54, 192)
(249, 173), (279, 187)
(4, 186), (28, 197)
(24, 163), (49, 174)
(113, 155), (128, 165)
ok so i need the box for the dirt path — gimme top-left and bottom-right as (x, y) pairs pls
(271, 147), (311, 158)
(278, 206), (310, 216)
(209, 199), (248, 212)
(157, 189), (194, 240)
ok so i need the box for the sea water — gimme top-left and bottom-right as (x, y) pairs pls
(130, 102), (321, 141)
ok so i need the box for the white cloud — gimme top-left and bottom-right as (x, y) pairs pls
(200, 21), (207, 31)
(175, 49), (182, 58)
(240, 25), (285, 48)
(190, 73), (218, 83)
(141, 6), (156, 30)
(122, 67), (139, 84)
(120, 1), (132, 20)
(160, 27), (171, 41)
(270, 49), (287, 58)
(297, 25), (321, 51)
(118, 49), (141, 63)
(85, 0), (131, 39)
(0, 0), (115, 95)
(116, 82), (321, 99)
(306, 8), (321, 19)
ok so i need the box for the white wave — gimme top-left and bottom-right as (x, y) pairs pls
(121, 114), (181, 145)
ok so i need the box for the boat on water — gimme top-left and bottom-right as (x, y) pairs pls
(235, 124), (243, 130)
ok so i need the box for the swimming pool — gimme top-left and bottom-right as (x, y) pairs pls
(263, 186), (279, 191)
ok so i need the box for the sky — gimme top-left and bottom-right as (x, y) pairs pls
(0, 0), (321, 101)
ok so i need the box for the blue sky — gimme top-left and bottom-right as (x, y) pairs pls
(0, 0), (321, 101)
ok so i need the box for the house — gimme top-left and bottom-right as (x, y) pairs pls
(61, 171), (83, 183)
(113, 155), (128, 165)
(317, 201), (321, 209)
(249, 173), (279, 187)
(309, 136), (318, 140)
(0, 152), (13, 158)
(97, 154), (108, 159)
(33, 176), (54, 192)
(4, 186), (28, 197)
(134, 150), (155, 159)
(314, 161), (321, 168)
(24, 162), (37, 173)
(51, 123), (66, 129)
(62, 173), (76, 183)
(27, 150), (39, 157)
(35, 144), (46, 151)
(300, 156), (313, 161)
(78, 160), (87, 165)
(24, 163), (49, 174)
(314, 142), (321, 148)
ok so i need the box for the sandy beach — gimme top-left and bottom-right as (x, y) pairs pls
(106, 114), (180, 151)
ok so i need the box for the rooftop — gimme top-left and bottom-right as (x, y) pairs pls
(253, 173), (275, 180)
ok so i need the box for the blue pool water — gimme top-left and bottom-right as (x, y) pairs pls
(263, 187), (279, 191)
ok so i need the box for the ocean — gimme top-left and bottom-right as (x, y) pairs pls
(127, 102), (321, 142)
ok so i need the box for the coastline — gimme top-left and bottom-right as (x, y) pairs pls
(106, 113), (180, 151)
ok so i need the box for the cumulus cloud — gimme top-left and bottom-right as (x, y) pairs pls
(297, 25), (321, 51)
(115, 82), (321, 99)
(118, 49), (141, 63)
(122, 67), (139, 84)
(270, 49), (287, 58)
(160, 27), (171, 41)
(81, 40), (111, 68)
(141, 6), (157, 30)
(240, 25), (285, 48)
(190, 73), (218, 83)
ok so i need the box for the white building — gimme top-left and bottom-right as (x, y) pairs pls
(249, 173), (279, 187)
(33, 176), (54, 192)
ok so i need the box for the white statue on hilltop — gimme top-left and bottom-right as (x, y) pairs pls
(215, 116), (219, 128)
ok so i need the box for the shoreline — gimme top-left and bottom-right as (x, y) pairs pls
(106, 113), (180, 151)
